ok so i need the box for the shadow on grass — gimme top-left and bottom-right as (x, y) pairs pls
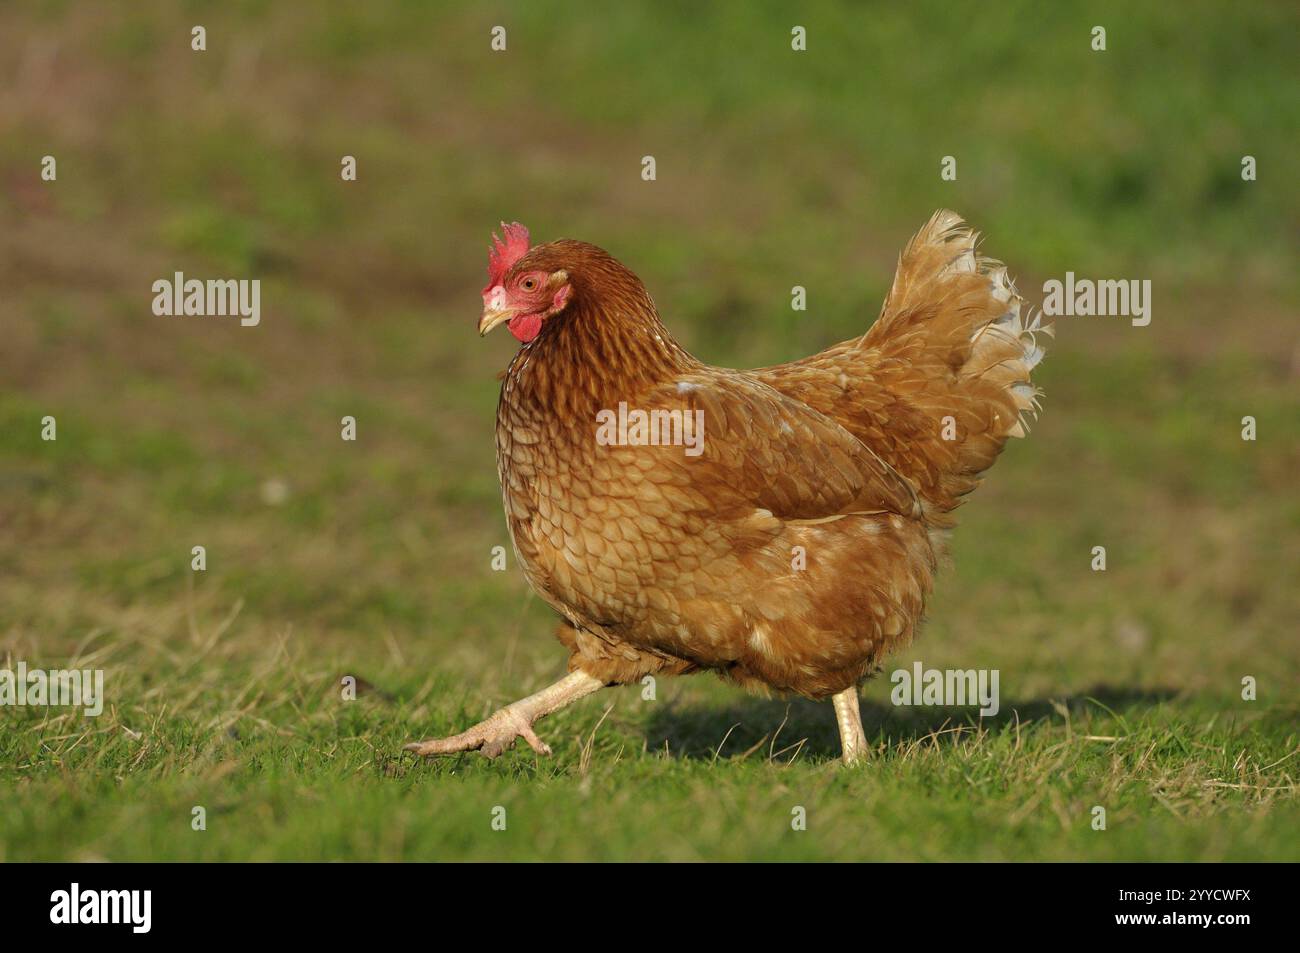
(644, 685), (1181, 762)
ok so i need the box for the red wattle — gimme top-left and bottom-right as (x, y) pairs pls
(508, 313), (542, 343)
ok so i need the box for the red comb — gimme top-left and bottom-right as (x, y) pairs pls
(486, 222), (530, 287)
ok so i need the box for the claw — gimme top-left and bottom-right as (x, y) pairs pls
(404, 670), (604, 761)
(517, 723), (552, 756)
(404, 706), (551, 760)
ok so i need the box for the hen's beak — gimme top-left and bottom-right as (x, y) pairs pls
(478, 306), (515, 337)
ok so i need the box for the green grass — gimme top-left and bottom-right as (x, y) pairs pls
(1, 1), (1297, 861)
(2, 639), (1296, 861)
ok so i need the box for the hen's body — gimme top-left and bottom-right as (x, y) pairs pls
(498, 323), (936, 699)
(408, 211), (1049, 762)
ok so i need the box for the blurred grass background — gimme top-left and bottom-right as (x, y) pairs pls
(1, 0), (1297, 861)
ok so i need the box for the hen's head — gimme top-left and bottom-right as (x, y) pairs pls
(479, 222), (573, 343)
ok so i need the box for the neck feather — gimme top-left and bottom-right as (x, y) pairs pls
(505, 265), (697, 418)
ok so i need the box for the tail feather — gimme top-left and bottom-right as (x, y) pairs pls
(860, 210), (1051, 529)
(752, 210), (1049, 542)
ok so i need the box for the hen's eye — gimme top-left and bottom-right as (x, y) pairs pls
(521, 277), (538, 291)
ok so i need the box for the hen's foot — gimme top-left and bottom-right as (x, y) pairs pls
(404, 669), (604, 760)
(404, 705), (550, 759)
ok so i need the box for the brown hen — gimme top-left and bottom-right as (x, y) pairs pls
(406, 210), (1049, 763)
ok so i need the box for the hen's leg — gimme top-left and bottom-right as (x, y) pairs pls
(404, 670), (604, 759)
(832, 686), (869, 764)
